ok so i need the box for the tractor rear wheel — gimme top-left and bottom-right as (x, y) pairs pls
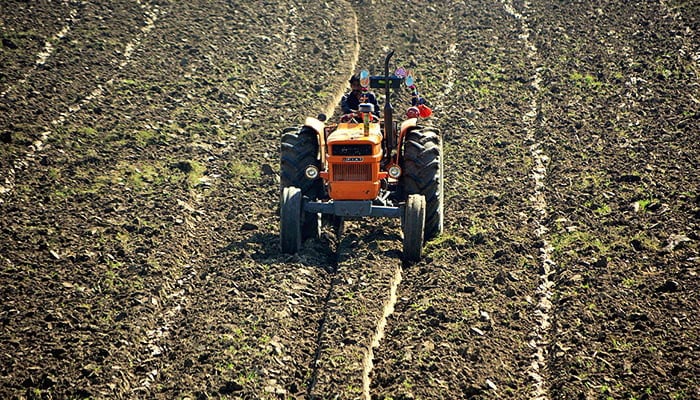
(403, 194), (426, 262)
(401, 127), (443, 241)
(281, 126), (322, 199)
(280, 186), (302, 253)
(281, 125), (322, 239)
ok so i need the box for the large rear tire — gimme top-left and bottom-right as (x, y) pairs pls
(281, 126), (322, 239)
(401, 127), (443, 241)
(281, 126), (322, 198)
(403, 194), (426, 262)
(280, 186), (302, 254)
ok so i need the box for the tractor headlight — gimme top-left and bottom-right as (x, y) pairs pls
(305, 165), (319, 179)
(388, 165), (402, 178)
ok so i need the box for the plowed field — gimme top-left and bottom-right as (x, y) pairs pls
(1, 1), (698, 399)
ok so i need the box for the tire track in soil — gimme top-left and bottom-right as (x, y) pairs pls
(363, 0), (546, 397)
(0, 1), (160, 202)
(523, 0), (699, 396)
(0, 2), (78, 200)
(50, 0), (160, 126)
(501, 2), (553, 398)
(303, 8), (366, 397)
(108, 1), (364, 397)
(308, 225), (405, 398)
(361, 263), (402, 399)
(659, 0), (700, 70)
(0, 1), (77, 98)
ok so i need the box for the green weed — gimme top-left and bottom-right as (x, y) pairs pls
(424, 233), (468, 258)
(126, 163), (161, 189)
(570, 71), (603, 90)
(74, 126), (98, 137)
(633, 195), (657, 212)
(134, 129), (169, 147)
(551, 230), (607, 256)
(593, 203), (611, 216)
(610, 337), (632, 351)
(228, 160), (259, 183)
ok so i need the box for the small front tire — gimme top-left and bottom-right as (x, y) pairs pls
(280, 186), (302, 254)
(403, 194), (426, 262)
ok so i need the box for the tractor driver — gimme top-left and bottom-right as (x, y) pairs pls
(340, 75), (380, 118)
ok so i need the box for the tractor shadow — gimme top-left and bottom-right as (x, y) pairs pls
(335, 226), (405, 267)
(221, 226), (405, 272)
(220, 231), (338, 272)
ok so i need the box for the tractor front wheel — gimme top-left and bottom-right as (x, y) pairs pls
(403, 194), (426, 262)
(280, 186), (302, 254)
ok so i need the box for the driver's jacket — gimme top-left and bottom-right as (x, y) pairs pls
(341, 90), (380, 117)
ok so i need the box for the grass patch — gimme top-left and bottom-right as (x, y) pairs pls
(166, 159), (207, 188)
(424, 232), (469, 259)
(74, 126), (98, 137)
(630, 232), (660, 252)
(425, 232), (467, 248)
(185, 160), (206, 188)
(551, 230), (607, 257)
(228, 160), (259, 184)
(592, 203), (612, 216)
(134, 129), (170, 147)
(88, 160), (181, 193)
(126, 163), (161, 189)
(570, 71), (603, 90)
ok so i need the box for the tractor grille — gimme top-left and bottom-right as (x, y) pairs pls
(332, 163), (372, 181)
(332, 144), (372, 156)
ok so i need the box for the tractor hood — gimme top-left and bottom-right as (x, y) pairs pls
(327, 122), (382, 145)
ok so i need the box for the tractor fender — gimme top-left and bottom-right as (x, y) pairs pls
(395, 118), (419, 164)
(399, 118), (418, 137)
(304, 116), (326, 163)
(304, 117), (325, 137)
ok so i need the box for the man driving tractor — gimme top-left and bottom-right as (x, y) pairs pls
(340, 74), (380, 117)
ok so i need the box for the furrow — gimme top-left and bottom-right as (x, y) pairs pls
(525, 0), (699, 396)
(0, 1), (160, 203)
(308, 222), (403, 398)
(366, 0), (545, 397)
(501, 1), (553, 398)
(361, 264), (402, 400)
(0, 5), (78, 99)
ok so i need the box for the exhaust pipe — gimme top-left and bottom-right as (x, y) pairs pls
(383, 50), (394, 148)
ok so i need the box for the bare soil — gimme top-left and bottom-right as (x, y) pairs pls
(1, 1), (698, 399)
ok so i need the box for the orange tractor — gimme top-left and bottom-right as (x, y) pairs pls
(280, 51), (443, 261)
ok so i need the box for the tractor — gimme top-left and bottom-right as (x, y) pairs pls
(279, 51), (443, 262)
